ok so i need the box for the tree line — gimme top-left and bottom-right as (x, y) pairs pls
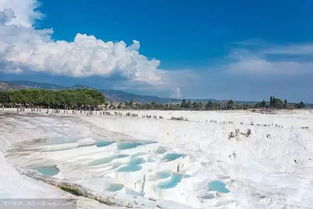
(254, 96), (305, 109)
(0, 90), (306, 111)
(0, 89), (105, 109)
(106, 96), (306, 110)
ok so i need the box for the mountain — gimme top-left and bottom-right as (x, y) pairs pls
(1, 80), (311, 106)
(3, 80), (64, 90)
(100, 89), (181, 103)
(0, 80), (182, 103)
(0, 82), (23, 91)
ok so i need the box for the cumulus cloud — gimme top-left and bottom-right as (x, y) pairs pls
(0, 0), (42, 27)
(0, 0), (164, 86)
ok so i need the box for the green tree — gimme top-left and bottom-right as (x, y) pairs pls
(283, 99), (288, 108)
(180, 99), (187, 108)
(295, 101), (305, 109)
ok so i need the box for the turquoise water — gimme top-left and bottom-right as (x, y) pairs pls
(162, 153), (185, 161)
(96, 141), (115, 147)
(117, 142), (143, 150)
(116, 165), (142, 172)
(128, 158), (145, 165)
(158, 173), (183, 189)
(156, 171), (171, 179)
(35, 165), (59, 176)
(116, 157), (145, 172)
(106, 184), (124, 192)
(89, 154), (129, 166)
(208, 180), (230, 193)
(117, 141), (156, 150)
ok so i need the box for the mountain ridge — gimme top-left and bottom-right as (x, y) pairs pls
(0, 80), (184, 103)
(1, 80), (310, 105)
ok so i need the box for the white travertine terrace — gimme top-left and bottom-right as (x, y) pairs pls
(1, 109), (313, 209)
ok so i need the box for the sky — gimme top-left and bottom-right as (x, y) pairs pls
(0, 0), (313, 102)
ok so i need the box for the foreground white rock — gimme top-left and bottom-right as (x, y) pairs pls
(1, 109), (313, 209)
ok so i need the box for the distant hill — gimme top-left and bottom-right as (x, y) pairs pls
(0, 80), (182, 103)
(100, 89), (181, 103)
(1, 80), (311, 106)
(3, 80), (64, 90)
(0, 82), (23, 91)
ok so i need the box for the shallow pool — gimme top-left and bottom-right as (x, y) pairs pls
(35, 165), (59, 176)
(95, 141), (115, 147)
(116, 157), (145, 172)
(117, 141), (156, 150)
(116, 164), (142, 172)
(162, 153), (185, 161)
(156, 171), (171, 179)
(208, 180), (230, 193)
(158, 173), (183, 189)
(106, 183), (124, 192)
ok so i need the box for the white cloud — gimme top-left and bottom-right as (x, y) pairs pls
(0, 0), (165, 87)
(0, 0), (42, 27)
(226, 43), (313, 77)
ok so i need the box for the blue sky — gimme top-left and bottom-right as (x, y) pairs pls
(1, 0), (313, 102)
(38, 0), (313, 69)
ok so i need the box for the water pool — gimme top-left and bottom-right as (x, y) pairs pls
(95, 141), (115, 147)
(116, 164), (142, 172)
(35, 165), (59, 176)
(156, 171), (171, 179)
(162, 153), (185, 161)
(158, 173), (183, 189)
(208, 180), (230, 193)
(106, 183), (124, 192)
(117, 141), (156, 150)
(116, 157), (145, 172)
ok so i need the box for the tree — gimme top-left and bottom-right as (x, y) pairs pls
(269, 96), (273, 107)
(180, 99), (187, 108)
(226, 100), (235, 109)
(192, 102), (202, 110)
(269, 96), (283, 108)
(295, 101), (305, 109)
(205, 101), (214, 110)
(0, 91), (9, 104)
(283, 99), (288, 108)
(186, 100), (192, 109)
(255, 100), (266, 108)
(0, 89), (104, 109)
